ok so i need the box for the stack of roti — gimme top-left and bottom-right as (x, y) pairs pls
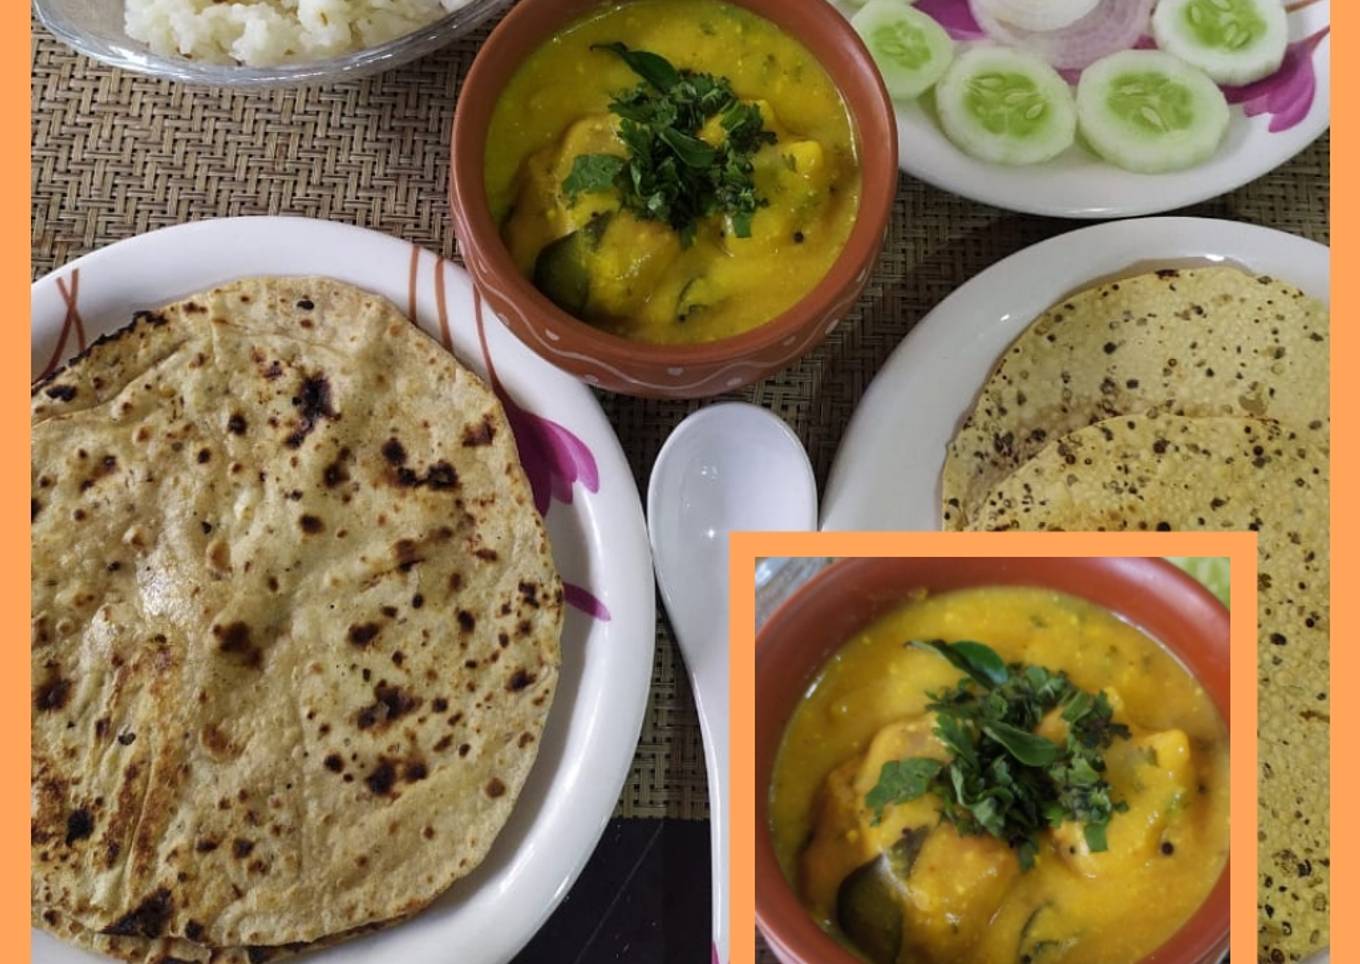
(31, 278), (563, 962)
(942, 266), (1330, 962)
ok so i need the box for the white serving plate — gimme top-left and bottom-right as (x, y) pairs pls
(842, 0), (1331, 218)
(30, 217), (656, 964)
(822, 216), (1330, 532)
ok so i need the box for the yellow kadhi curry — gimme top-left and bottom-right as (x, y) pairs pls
(484, 0), (861, 344)
(769, 588), (1229, 964)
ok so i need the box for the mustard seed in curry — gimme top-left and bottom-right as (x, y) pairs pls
(485, 0), (861, 344)
(769, 587), (1230, 964)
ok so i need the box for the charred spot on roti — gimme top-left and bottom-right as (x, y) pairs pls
(213, 621), (261, 669)
(382, 438), (408, 466)
(299, 514), (324, 534)
(131, 310), (169, 328)
(456, 610), (475, 633)
(233, 838), (256, 859)
(348, 622), (380, 648)
(64, 808), (94, 846)
(45, 384), (78, 402)
(364, 759), (398, 797)
(391, 460), (460, 491)
(355, 683), (421, 732)
(100, 888), (173, 938)
(284, 373), (337, 449)
(485, 778), (506, 799)
(507, 669), (535, 692)
(322, 446), (353, 488)
(227, 412), (248, 435)
(462, 416), (496, 447)
(35, 675), (71, 712)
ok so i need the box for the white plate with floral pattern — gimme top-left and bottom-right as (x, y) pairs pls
(30, 217), (655, 964)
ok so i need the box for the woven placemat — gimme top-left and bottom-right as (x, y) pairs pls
(31, 18), (1330, 832)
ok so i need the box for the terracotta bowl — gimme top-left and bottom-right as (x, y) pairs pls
(755, 557), (1231, 964)
(449, 0), (897, 398)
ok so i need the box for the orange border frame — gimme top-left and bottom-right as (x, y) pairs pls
(729, 532), (1258, 964)
(1330, 1), (1350, 959)
(14, 4), (34, 959)
(15, 1), (1346, 960)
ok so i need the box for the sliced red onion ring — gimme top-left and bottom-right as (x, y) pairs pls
(968, 0), (1156, 70)
(972, 0), (1101, 33)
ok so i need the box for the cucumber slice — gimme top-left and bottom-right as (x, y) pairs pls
(851, 0), (955, 102)
(1152, 0), (1288, 86)
(935, 45), (1077, 165)
(1076, 50), (1230, 173)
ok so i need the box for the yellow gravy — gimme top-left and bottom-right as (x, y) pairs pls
(769, 587), (1229, 964)
(484, 0), (861, 344)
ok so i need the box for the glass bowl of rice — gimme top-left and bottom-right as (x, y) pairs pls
(33, 0), (513, 87)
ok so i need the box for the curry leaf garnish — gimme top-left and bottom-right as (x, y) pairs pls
(909, 639), (1009, 687)
(866, 640), (1130, 868)
(565, 43), (776, 242)
(981, 721), (1062, 767)
(657, 128), (718, 168)
(592, 41), (681, 92)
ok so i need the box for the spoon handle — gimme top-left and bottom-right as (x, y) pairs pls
(688, 639), (729, 964)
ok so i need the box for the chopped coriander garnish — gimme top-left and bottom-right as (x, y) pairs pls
(865, 639), (1130, 871)
(563, 43), (776, 243)
(562, 154), (626, 201)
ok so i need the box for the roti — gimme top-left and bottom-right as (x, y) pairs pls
(35, 904), (399, 964)
(941, 267), (1329, 529)
(31, 277), (563, 950)
(966, 412), (1330, 960)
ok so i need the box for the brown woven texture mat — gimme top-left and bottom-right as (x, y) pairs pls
(31, 18), (1330, 832)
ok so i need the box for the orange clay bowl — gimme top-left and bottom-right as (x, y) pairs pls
(755, 557), (1231, 964)
(449, 0), (896, 399)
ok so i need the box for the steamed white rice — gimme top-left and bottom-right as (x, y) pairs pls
(125, 0), (474, 67)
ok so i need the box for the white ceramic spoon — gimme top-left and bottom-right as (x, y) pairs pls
(647, 402), (818, 964)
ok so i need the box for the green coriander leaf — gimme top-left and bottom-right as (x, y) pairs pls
(1017, 839), (1038, 871)
(1065, 756), (1100, 787)
(911, 639), (1010, 688)
(1083, 820), (1110, 853)
(592, 42), (681, 91)
(934, 713), (978, 770)
(969, 795), (1006, 837)
(729, 209), (753, 239)
(1061, 690), (1095, 724)
(562, 154), (626, 201)
(864, 758), (942, 824)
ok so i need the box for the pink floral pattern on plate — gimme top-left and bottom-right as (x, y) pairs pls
(915, 0), (985, 40)
(1223, 28), (1330, 133)
(914, 0), (1327, 134)
(35, 269), (88, 384)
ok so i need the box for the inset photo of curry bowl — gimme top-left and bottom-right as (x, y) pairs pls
(755, 556), (1234, 964)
